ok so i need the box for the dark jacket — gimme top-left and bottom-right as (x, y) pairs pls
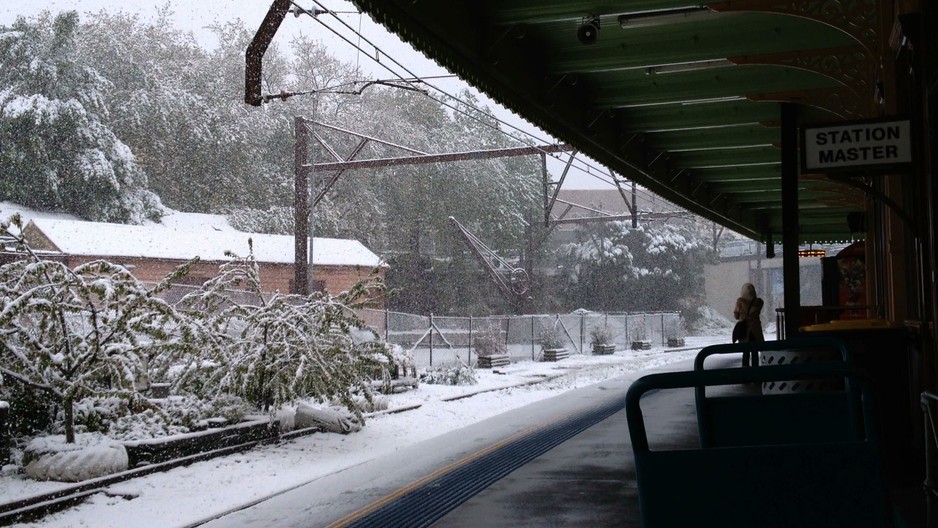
(732, 297), (764, 343)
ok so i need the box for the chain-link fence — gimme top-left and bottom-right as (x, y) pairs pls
(360, 309), (685, 369)
(149, 284), (684, 371)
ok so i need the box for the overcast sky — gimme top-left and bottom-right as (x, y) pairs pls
(1, 1), (613, 189)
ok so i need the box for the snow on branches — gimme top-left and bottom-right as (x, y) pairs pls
(0, 215), (197, 443)
(0, 218), (393, 445)
(175, 240), (393, 420)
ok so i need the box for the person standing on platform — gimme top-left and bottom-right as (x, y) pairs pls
(732, 282), (765, 367)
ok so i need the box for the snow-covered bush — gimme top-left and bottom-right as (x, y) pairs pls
(68, 397), (133, 435)
(540, 325), (565, 349)
(664, 316), (686, 340)
(163, 360), (221, 401)
(589, 324), (613, 346)
(390, 345), (416, 379)
(204, 394), (249, 425)
(421, 360), (477, 386)
(0, 215), (200, 443)
(175, 242), (393, 420)
(65, 393), (247, 441)
(108, 410), (186, 441)
(160, 395), (209, 429)
(473, 325), (506, 357)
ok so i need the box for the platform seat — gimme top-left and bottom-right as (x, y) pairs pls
(626, 361), (889, 528)
(693, 337), (859, 448)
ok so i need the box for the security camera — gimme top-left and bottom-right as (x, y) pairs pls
(577, 16), (600, 45)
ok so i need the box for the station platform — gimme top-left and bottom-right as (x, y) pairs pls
(204, 353), (932, 528)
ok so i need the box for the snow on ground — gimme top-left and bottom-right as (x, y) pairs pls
(0, 335), (728, 528)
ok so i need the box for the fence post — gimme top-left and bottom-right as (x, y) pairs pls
(660, 313), (665, 346)
(580, 313), (585, 355)
(531, 314), (535, 360)
(604, 313), (609, 348)
(505, 316), (511, 359)
(468, 315), (473, 366)
(625, 313), (629, 348)
(385, 309), (389, 342)
(429, 313), (434, 367)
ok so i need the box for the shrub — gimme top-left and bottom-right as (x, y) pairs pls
(108, 410), (186, 441)
(390, 345), (416, 378)
(540, 325), (565, 349)
(205, 394), (249, 424)
(160, 395), (209, 429)
(69, 397), (133, 435)
(0, 215), (199, 444)
(175, 244), (393, 420)
(589, 324), (613, 345)
(421, 360), (477, 386)
(473, 325), (506, 357)
(0, 379), (57, 439)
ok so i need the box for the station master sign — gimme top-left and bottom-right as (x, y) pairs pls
(802, 118), (912, 173)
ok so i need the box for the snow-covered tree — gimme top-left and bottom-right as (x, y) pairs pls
(0, 215), (197, 443)
(559, 221), (714, 313)
(176, 242), (392, 418)
(74, 12), (294, 214)
(0, 12), (162, 223)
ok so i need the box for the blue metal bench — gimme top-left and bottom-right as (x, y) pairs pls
(626, 361), (889, 527)
(693, 337), (859, 447)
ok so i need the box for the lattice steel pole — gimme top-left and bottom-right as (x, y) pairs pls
(294, 116), (309, 295)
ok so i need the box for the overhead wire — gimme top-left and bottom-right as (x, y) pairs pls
(286, 1), (678, 209)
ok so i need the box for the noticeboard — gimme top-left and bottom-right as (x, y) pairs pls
(801, 118), (912, 173)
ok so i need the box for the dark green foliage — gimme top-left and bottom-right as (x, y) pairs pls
(558, 221), (716, 314)
(0, 378), (58, 439)
(0, 12), (161, 223)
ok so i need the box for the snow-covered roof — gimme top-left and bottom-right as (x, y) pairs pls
(25, 218), (383, 268)
(149, 209), (236, 232)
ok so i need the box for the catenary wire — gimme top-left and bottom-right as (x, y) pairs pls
(286, 1), (680, 209)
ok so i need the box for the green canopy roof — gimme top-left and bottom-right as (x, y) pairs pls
(352, 0), (887, 243)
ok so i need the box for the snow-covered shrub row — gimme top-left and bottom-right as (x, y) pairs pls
(108, 410), (188, 441)
(53, 394), (249, 443)
(0, 218), (393, 451)
(420, 360), (477, 386)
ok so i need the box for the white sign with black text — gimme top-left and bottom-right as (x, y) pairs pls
(803, 119), (912, 172)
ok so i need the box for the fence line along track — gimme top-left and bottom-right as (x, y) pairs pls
(358, 309), (684, 368)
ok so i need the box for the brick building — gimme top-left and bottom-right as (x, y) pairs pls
(21, 218), (386, 300)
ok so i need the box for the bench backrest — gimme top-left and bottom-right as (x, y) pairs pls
(626, 362), (887, 528)
(694, 337), (860, 447)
